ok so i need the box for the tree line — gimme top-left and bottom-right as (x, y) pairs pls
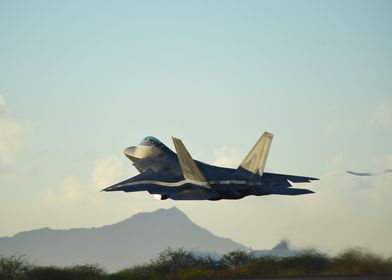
(1, 247), (392, 280)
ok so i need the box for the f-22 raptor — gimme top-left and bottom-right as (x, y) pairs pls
(103, 132), (318, 200)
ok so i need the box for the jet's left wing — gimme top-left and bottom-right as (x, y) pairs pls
(102, 170), (176, 192)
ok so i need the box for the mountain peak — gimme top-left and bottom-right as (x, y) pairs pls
(116, 207), (189, 226)
(151, 206), (184, 215)
(272, 239), (290, 250)
(0, 208), (246, 271)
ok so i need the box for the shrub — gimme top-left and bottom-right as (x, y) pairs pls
(109, 265), (159, 280)
(330, 248), (392, 274)
(2, 247), (392, 279)
(150, 247), (198, 275)
(0, 254), (30, 280)
(220, 250), (253, 269)
(25, 263), (106, 280)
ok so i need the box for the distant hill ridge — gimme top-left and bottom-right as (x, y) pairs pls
(0, 207), (247, 271)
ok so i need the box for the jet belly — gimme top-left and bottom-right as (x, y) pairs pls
(207, 180), (264, 199)
(165, 187), (220, 200)
(208, 179), (311, 199)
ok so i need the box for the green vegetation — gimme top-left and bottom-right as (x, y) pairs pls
(1, 248), (392, 280)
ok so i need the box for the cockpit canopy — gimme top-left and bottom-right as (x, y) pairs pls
(139, 136), (161, 146)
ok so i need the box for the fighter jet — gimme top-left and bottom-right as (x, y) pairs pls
(103, 132), (318, 200)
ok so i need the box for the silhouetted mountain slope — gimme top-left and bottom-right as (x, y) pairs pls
(0, 207), (246, 271)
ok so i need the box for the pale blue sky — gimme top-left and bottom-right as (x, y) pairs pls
(1, 0), (391, 255)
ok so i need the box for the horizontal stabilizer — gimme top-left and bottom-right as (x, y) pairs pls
(172, 137), (210, 188)
(262, 172), (319, 183)
(270, 187), (314, 196)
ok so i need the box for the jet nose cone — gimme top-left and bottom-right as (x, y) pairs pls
(124, 146), (136, 156)
(124, 146), (140, 162)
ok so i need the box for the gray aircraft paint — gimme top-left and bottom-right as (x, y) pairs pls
(103, 133), (318, 200)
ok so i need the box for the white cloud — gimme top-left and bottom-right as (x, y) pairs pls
(36, 155), (176, 232)
(42, 155), (129, 206)
(213, 146), (243, 167)
(371, 101), (392, 128)
(90, 156), (124, 192)
(43, 177), (84, 206)
(0, 96), (25, 163)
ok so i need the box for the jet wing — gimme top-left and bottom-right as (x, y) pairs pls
(102, 170), (178, 192)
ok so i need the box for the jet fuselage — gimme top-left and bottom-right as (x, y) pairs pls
(103, 135), (317, 200)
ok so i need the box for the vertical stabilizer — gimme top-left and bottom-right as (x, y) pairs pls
(239, 132), (273, 176)
(172, 137), (210, 188)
